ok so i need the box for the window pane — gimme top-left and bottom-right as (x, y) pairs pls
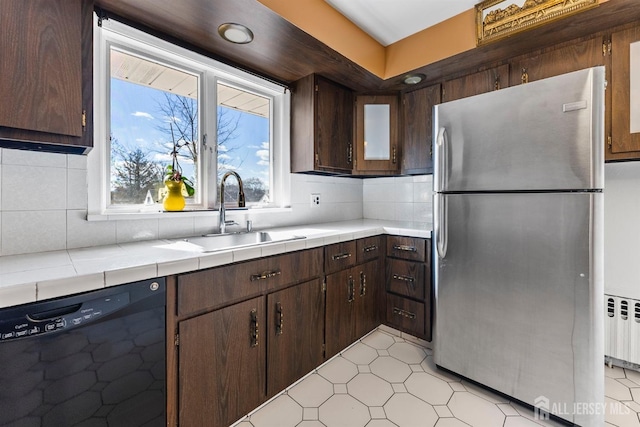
(217, 83), (271, 205)
(110, 48), (199, 205)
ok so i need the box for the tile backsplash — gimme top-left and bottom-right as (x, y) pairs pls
(0, 148), (433, 256)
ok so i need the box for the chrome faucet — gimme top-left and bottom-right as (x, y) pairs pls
(219, 171), (245, 234)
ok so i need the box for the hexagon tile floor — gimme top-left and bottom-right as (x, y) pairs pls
(232, 326), (640, 427)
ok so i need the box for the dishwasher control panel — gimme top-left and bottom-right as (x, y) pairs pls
(0, 292), (130, 341)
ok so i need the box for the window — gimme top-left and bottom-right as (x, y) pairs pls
(90, 15), (289, 217)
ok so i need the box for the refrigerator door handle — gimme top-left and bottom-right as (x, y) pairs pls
(434, 193), (448, 259)
(435, 127), (448, 192)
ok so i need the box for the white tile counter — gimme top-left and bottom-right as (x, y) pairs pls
(0, 220), (431, 309)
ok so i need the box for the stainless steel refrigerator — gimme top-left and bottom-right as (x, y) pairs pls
(433, 67), (605, 426)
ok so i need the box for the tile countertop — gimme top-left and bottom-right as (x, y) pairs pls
(0, 220), (432, 309)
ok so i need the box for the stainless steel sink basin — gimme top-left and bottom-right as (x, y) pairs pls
(180, 231), (305, 252)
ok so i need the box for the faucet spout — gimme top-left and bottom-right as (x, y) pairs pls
(219, 171), (245, 234)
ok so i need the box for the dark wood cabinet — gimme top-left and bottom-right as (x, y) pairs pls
(325, 267), (357, 359)
(267, 279), (325, 397)
(610, 26), (640, 158)
(0, 0), (93, 153)
(442, 64), (510, 103)
(401, 84), (441, 175)
(291, 74), (354, 173)
(385, 236), (432, 341)
(171, 248), (325, 427)
(325, 238), (383, 359)
(508, 37), (604, 86)
(354, 94), (399, 174)
(179, 296), (266, 427)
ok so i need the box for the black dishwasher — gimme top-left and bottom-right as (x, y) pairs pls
(0, 278), (166, 427)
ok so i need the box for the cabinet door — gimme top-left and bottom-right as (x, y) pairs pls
(354, 95), (399, 173)
(0, 0), (92, 152)
(401, 84), (441, 175)
(267, 279), (325, 397)
(509, 37), (604, 85)
(316, 76), (354, 172)
(442, 64), (509, 103)
(611, 26), (640, 157)
(325, 268), (357, 359)
(178, 297), (266, 427)
(355, 260), (381, 338)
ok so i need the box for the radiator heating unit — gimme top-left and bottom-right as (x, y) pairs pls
(605, 294), (640, 367)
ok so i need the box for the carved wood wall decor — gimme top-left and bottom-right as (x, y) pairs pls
(476, 0), (599, 45)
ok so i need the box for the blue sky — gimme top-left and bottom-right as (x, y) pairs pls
(110, 78), (270, 190)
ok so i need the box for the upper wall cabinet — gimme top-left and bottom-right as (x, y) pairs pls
(508, 37), (604, 86)
(400, 84), (441, 175)
(0, 0), (93, 154)
(354, 95), (399, 174)
(441, 64), (510, 103)
(610, 26), (640, 159)
(291, 74), (354, 174)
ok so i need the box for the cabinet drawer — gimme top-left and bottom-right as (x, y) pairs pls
(386, 236), (427, 262)
(387, 259), (425, 300)
(357, 236), (382, 263)
(324, 240), (357, 274)
(386, 294), (425, 337)
(177, 248), (323, 317)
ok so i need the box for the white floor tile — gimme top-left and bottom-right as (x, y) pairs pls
(447, 392), (506, 427)
(239, 327), (640, 427)
(318, 356), (358, 384)
(607, 376), (634, 401)
(319, 394), (370, 427)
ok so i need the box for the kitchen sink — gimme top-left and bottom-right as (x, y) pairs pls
(179, 231), (306, 252)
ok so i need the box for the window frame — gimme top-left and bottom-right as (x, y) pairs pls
(89, 14), (290, 218)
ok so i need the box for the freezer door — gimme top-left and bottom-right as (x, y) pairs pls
(433, 192), (603, 426)
(433, 67), (605, 192)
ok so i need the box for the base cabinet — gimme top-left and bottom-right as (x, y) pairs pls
(179, 297), (266, 427)
(267, 278), (325, 397)
(385, 236), (432, 341)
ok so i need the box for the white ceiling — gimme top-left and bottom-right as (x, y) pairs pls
(325, 0), (479, 46)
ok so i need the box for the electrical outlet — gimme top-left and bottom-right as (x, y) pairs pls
(310, 193), (321, 207)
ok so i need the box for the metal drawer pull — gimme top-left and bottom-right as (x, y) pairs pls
(250, 270), (281, 281)
(250, 309), (259, 347)
(393, 244), (417, 252)
(393, 307), (417, 320)
(348, 276), (355, 303)
(392, 274), (415, 284)
(276, 302), (284, 335)
(360, 272), (366, 297)
(363, 245), (378, 253)
(332, 252), (352, 261)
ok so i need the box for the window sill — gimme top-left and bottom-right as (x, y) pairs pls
(87, 206), (293, 222)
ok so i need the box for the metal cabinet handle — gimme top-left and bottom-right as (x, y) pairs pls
(392, 307), (416, 320)
(348, 276), (355, 303)
(348, 142), (353, 164)
(250, 270), (281, 281)
(363, 244), (378, 253)
(392, 274), (415, 285)
(332, 252), (352, 261)
(393, 244), (417, 252)
(360, 271), (366, 297)
(250, 309), (259, 347)
(276, 302), (283, 335)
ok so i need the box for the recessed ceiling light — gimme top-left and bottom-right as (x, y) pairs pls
(403, 74), (425, 85)
(218, 23), (254, 44)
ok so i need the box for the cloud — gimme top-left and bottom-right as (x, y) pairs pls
(132, 111), (154, 120)
(218, 153), (231, 160)
(135, 138), (146, 143)
(218, 144), (228, 153)
(256, 141), (269, 166)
